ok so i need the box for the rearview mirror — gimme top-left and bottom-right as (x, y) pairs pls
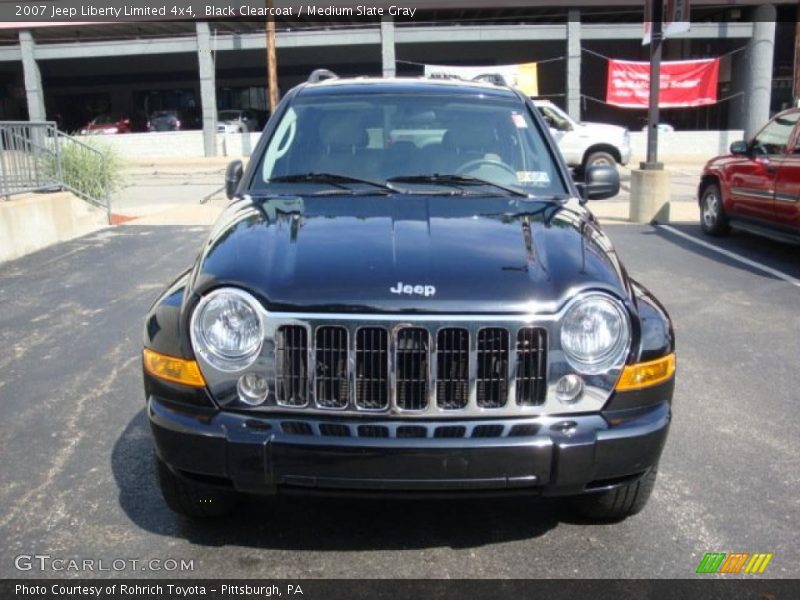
(225, 160), (243, 199)
(579, 165), (620, 202)
(730, 140), (749, 156)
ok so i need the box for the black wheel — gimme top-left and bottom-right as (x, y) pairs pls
(583, 150), (617, 171)
(156, 457), (238, 519)
(700, 183), (730, 236)
(570, 467), (658, 522)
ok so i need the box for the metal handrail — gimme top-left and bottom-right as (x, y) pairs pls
(54, 130), (112, 221)
(0, 121), (111, 223)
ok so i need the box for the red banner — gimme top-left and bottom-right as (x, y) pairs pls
(606, 58), (719, 108)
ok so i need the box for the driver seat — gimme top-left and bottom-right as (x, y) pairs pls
(435, 124), (500, 174)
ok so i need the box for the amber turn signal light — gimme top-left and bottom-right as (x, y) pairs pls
(615, 353), (675, 391)
(143, 348), (206, 388)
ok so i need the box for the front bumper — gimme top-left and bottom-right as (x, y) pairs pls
(149, 396), (670, 497)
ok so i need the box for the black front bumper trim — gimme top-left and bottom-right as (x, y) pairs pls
(149, 397), (670, 497)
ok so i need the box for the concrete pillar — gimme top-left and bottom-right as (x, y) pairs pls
(743, 5), (776, 139)
(196, 22), (217, 157)
(629, 169), (671, 224)
(18, 31), (46, 122)
(566, 10), (581, 121)
(381, 17), (396, 78)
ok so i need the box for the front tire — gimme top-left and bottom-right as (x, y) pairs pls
(584, 150), (617, 171)
(570, 467), (658, 521)
(156, 458), (238, 519)
(700, 183), (730, 236)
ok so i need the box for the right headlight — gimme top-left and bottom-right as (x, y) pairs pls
(560, 294), (630, 374)
(191, 287), (264, 372)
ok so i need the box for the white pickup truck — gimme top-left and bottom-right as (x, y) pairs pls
(533, 100), (631, 172)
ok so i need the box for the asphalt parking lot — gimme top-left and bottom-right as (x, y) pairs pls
(0, 212), (798, 579)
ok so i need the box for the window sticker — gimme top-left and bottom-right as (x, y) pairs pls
(511, 112), (528, 128)
(517, 171), (550, 185)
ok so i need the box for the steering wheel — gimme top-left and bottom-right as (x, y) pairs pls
(456, 158), (518, 181)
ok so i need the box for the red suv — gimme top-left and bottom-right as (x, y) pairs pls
(699, 108), (800, 243)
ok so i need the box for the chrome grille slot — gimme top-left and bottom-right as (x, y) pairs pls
(282, 421), (312, 435)
(395, 327), (429, 410)
(397, 425), (427, 438)
(275, 325), (308, 407)
(509, 423), (540, 437)
(436, 328), (470, 409)
(358, 424), (389, 438)
(476, 328), (509, 408)
(319, 423), (351, 437)
(315, 326), (349, 408)
(471, 424), (504, 438)
(515, 328), (548, 406)
(434, 425), (467, 438)
(355, 327), (389, 410)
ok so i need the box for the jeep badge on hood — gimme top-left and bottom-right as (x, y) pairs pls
(390, 282), (437, 297)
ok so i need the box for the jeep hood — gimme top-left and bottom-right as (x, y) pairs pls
(191, 194), (629, 314)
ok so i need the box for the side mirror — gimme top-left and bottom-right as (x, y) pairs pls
(579, 165), (620, 202)
(225, 160), (243, 200)
(730, 140), (749, 156)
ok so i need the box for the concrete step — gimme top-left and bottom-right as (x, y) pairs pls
(0, 191), (108, 263)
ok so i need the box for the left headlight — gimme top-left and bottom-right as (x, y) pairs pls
(560, 294), (630, 374)
(191, 287), (264, 372)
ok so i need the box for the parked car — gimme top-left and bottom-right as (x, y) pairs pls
(148, 110), (181, 132)
(217, 109), (266, 133)
(698, 108), (800, 243)
(533, 99), (631, 172)
(143, 74), (675, 522)
(147, 109), (201, 132)
(79, 113), (146, 135)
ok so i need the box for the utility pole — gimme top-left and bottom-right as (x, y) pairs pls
(794, 2), (800, 106)
(629, 0), (670, 225)
(643, 0), (663, 169)
(265, 0), (278, 112)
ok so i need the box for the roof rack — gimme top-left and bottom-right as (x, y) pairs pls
(308, 69), (338, 83)
(471, 73), (509, 86)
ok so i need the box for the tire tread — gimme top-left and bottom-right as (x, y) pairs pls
(571, 467), (657, 522)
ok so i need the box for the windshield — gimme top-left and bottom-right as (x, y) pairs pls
(254, 93), (567, 197)
(219, 111), (241, 120)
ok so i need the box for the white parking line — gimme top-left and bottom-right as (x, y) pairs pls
(657, 224), (800, 289)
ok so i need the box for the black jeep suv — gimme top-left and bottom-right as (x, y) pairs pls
(143, 74), (675, 521)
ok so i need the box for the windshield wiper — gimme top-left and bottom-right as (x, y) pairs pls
(269, 172), (397, 194)
(387, 174), (529, 198)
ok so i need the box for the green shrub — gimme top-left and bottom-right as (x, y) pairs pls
(56, 139), (125, 204)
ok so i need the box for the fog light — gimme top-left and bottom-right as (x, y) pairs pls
(237, 373), (268, 406)
(556, 374), (584, 404)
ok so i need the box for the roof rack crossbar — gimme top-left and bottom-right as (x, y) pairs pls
(308, 69), (338, 83)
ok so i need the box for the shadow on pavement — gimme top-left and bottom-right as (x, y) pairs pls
(652, 222), (800, 282)
(112, 409), (570, 551)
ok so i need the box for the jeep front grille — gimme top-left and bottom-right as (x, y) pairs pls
(355, 327), (389, 410)
(315, 326), (349, 408)
(436, 328), (469, 409)
(477, 328), (509, 408)
(269, 319), (548, 416)
(275, 325), (308, 406)
(395, 327), (429, 410)
(515, 327), (548, 406)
